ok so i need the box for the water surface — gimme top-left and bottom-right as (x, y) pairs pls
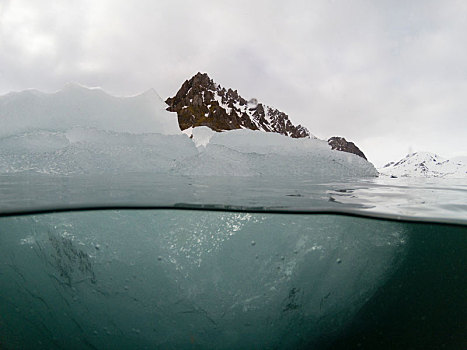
(0, 173), (466, 224)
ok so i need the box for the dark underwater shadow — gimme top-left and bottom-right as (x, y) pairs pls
(318, 223), (467, 350)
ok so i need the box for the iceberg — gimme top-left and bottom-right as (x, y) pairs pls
(174, 129), (377, 177)
(0, 210), (409, 349)
(0, 83), (181, 137)
(0, 85), (465, 349)
(0, 85), (377, 178)
(0, 128), (197, 175)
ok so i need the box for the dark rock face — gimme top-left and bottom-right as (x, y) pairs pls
(328, 136), (367, 160)
(166, 72), (370, 161)
(166, 72), (310, 138)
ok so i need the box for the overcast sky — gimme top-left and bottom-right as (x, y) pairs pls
(1, 0), (466, 166)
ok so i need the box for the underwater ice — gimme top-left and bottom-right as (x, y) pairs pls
(0, 85), (377, 178)
(0, 211), (408, 349)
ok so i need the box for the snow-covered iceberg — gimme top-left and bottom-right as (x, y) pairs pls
(0, 85), (377, 178)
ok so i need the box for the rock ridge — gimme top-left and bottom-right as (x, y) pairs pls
(166, 72), (310, 138)
(328, 136), (368, 160)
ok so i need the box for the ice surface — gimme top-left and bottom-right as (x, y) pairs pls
(209, 128), (324, 155)
(0, 84), (181, 137)
(0, 211), (408, 349)
(0, 127), (375, 177)
(174, 129), (378, 177)
(0, 128), (197, 175)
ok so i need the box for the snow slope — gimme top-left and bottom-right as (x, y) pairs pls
(379, 152), (467, 178)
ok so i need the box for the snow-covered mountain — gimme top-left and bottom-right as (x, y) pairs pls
(379, 152), (467, 178)
(166, 72), (310, 138)
(167, 72), (369, 160)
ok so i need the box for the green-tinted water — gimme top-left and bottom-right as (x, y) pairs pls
(0, 210), (465, 349)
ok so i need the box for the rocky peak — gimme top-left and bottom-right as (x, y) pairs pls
(166, 72), (310, 138)
(328, 136), (367, 160)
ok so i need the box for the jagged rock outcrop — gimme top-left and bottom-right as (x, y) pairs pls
(166, 72), (371, 161)
(166, 72), (310, 138)
(328, 136), (367, 160)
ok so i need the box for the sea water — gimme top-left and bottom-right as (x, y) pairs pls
(0, 174), (466, 349)
(0, 174), (466, 224)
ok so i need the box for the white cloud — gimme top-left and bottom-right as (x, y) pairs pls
(0, 0), (466, 165)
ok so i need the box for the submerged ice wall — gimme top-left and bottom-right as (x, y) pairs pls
(0, 211), (408, 349)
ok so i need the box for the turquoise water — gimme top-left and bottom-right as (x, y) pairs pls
(0, 210), (465, 349)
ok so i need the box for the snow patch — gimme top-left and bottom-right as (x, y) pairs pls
(191, 126), (215, 148)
